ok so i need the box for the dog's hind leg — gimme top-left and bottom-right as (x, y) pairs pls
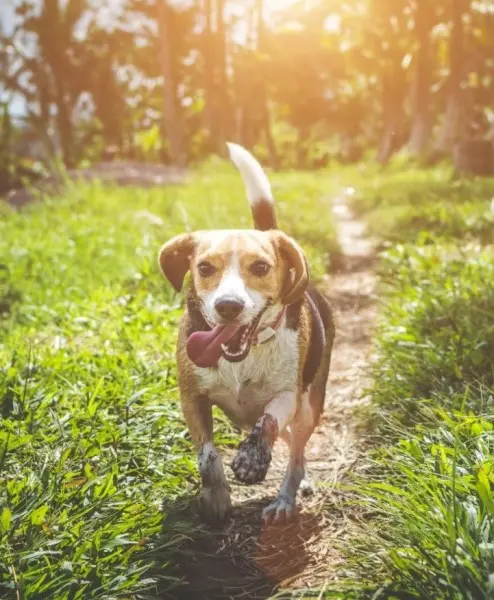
(298, 310), (334, 497)
(262, 392), (315, 524)
(182, 395), (232, 523)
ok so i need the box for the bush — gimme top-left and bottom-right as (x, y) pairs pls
(340, 245), (494, 600)
(374, 244), (494, 421)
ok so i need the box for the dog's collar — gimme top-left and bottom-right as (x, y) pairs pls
(252, 306), (286, 345)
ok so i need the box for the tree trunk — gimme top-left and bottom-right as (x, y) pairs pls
(256, 0), (277, 166)
(40, 0), (76, 166)
(407, 1), (433, 155)
(378, 111), (400, 164)
(233, 3), (256, 148)
(53, 81), (75, 167)
(377, 68), (406, 164)
(486, 13), (494, 142)
(202, 0), (216, 150)
(157, 0), (186, 166)
(297, 127), (310, 167)
(435, 0), (467, 155)
(215, 0), (231, 149)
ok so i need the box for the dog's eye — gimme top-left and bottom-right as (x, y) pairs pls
(249, 260), (271, 277)
(197, 261), (216, 277)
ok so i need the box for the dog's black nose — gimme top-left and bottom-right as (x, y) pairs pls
(215, 298), (244, 321)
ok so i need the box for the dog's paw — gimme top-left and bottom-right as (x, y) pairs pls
(198, 485), (231, 524)
(262, 494), (297, 525)
(231, 415), (277, 484)
(231, 436), (271, 484)
(300, 476), (315, 497)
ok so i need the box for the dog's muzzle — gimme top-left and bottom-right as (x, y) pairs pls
(186, 304), (285, 368)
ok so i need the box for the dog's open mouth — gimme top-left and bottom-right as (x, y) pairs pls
(220, 320), (258, 362)
(187, 310), (265, 368)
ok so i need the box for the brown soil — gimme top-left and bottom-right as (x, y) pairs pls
(172, 192), (378, 599)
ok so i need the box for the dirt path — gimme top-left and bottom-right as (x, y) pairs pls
(174, 192), (378, 599)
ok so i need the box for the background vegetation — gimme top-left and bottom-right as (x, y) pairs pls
(328, 165), (494, 600)
(1, 0), (494, 181)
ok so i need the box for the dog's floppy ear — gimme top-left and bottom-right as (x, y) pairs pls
(158, 233), (196, 292)
(271, 231), (309, 305)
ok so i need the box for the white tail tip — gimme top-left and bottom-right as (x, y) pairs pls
(227, 142), (273, 205)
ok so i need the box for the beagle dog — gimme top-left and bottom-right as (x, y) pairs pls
(159, 143), (334, 524)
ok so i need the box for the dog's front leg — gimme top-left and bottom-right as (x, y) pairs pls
(231, 391), (297, 484)
(197, 441), (231, 523)
(182, 396), (231, 523)
(262, 392), (315, 524)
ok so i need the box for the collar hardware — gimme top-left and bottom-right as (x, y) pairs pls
(252, 307), (286, 346)
(255, 326), (277, 345)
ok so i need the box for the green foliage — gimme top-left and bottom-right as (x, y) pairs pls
(350, 404), (494, 600)
(374, 244), (494, 419)
(334, 169), (494, 600)
(0, 106), (44, 196)
(349, 165), (494, 245)
(0, 168), (337, 598)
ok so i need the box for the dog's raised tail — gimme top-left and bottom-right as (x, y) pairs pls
(227, 142), (277, 231)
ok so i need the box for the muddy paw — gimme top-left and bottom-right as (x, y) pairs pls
(198, 485), (231, 524)
(231, 415), (277, 484)
(231, 434), (272, 484)
(262, 495), (297, 525)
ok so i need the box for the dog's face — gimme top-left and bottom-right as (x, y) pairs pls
(159, 230), (308, 364)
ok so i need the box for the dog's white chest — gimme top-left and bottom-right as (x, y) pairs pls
(194, 328), (299, 428)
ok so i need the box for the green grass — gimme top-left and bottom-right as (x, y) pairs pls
(344, 244), (494, 600)
(373, 243), (494, 419)
(0, 162), (337, 599)
(327, 167), (494, 600)
(346, 164), (494, 245)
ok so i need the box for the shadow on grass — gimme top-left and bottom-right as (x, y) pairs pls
(163, 494), (326, 600)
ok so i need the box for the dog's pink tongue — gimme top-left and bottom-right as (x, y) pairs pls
(187, 323), (241, 367)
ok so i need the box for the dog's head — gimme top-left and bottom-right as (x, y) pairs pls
(159, 229), (308, 366)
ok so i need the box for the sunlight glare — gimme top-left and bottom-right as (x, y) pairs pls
(324, 14), (341, 33)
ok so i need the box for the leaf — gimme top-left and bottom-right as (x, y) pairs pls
(1, 507), (12, 532)
(21, 550), (62, 562)
(31, 505), (49, 526)
(102, 536), (137, 549)
(367, 482), (409, 497)
(57, 446), (72, 470)
(477, 464), (494, 517)
(87, 377), (103, 418)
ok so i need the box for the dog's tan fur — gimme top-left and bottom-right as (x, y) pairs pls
(160, 229), (308, 310)
(158, 143), (334, 523)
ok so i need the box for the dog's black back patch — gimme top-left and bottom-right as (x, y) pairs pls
(286, 286), (333, 390)
(285, 297), (303, 330)
(307, 286), (334, 336)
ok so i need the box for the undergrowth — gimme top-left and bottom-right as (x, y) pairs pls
(324, 167), (494, 600)
(348, 164), (494, 245)
(0, 163), (337, 599)
(346, 244), (494, 600)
